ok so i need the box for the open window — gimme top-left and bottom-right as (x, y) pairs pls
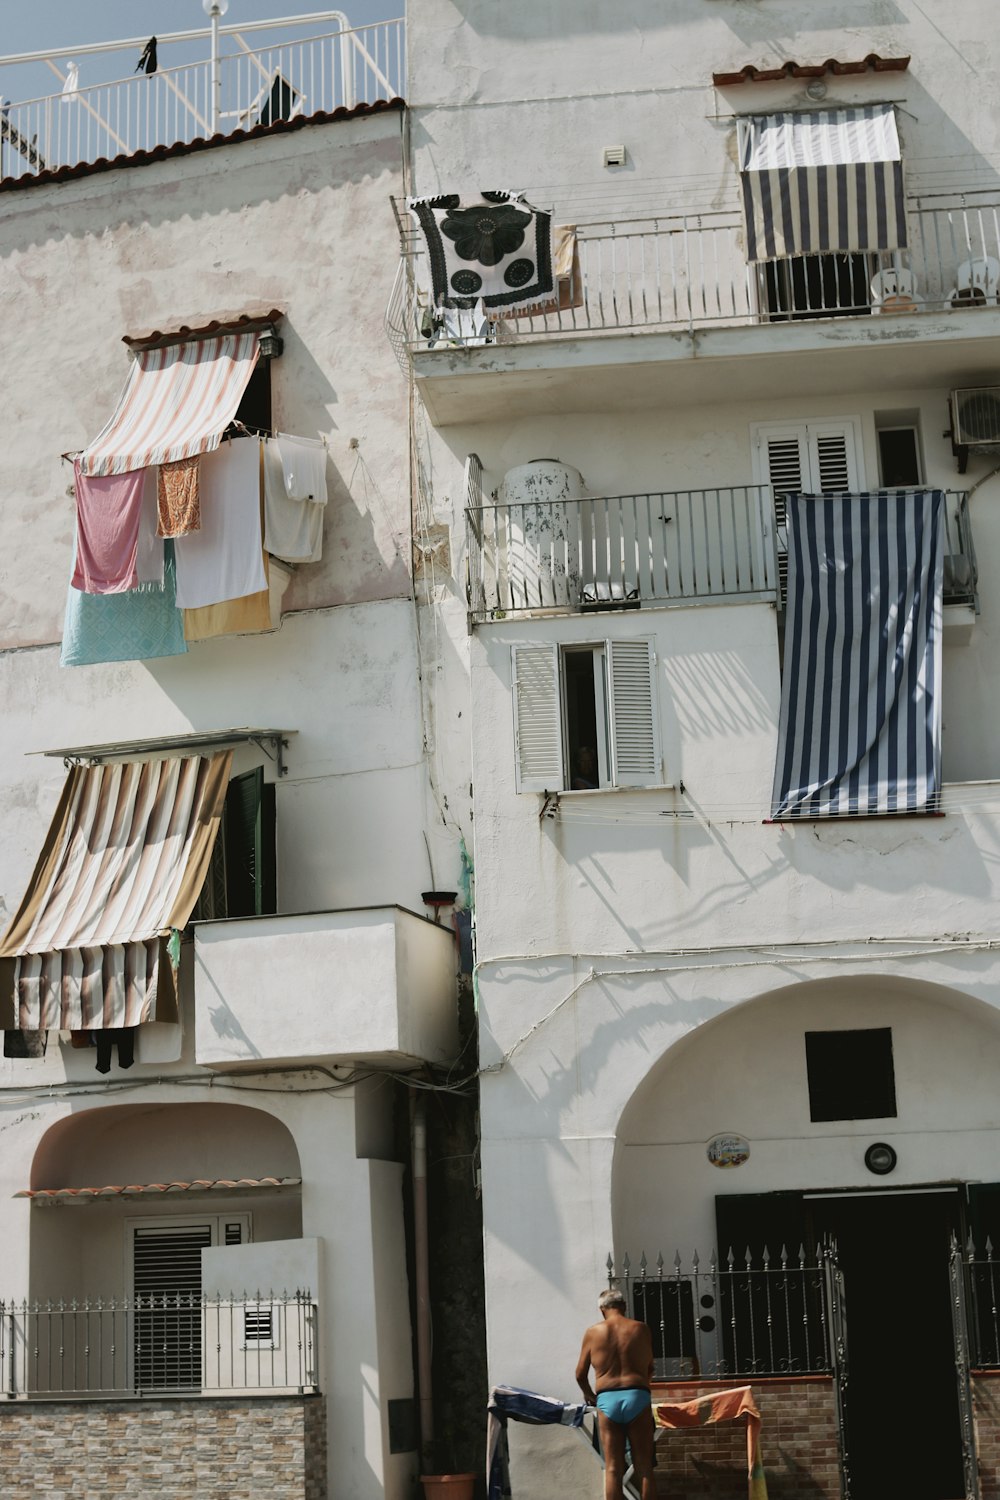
(512, 638), (662, 793)
(193, 767), (277, 921)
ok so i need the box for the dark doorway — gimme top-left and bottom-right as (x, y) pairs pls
(810, 1190), (964, 1500)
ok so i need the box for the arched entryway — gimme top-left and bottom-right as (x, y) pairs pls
(24, 1101), (304, 1397)
(612, 977), (1000, 1500)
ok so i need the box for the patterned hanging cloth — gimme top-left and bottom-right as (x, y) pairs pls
(407, 190), (556, 312)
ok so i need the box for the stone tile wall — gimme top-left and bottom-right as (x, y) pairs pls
(0, 1393), (326, 1499)
(649, 1377), (840, 1500)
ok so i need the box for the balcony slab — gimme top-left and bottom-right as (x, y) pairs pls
(413, 307), (1000, 425)
(194, 906), (459, 1070)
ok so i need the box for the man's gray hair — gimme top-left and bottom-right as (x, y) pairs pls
(599, 1287), (627, 1312)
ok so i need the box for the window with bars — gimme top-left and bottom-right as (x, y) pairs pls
(129, 1216), (247, 1392)
(751, 419), (865, 603)
(511, 638), (662, 793)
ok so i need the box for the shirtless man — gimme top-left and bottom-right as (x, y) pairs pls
(575, 1289), (655, 1500)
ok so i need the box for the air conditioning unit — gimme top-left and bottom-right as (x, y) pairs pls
(951, 387), (1000, 447)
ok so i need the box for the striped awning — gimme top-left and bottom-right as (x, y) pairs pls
(0, 752), (232, 1031)
(738, 105), (906, 262)
(16, 1177), (300, 1204)
(771, 490), (943, 819)
(79, 332), (260, 477)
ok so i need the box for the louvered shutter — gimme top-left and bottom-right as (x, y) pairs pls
(512, 643), (564, 793)
(754, 420), (865, 605)
(133, 1223), (213, 1391)
(808, 422), (863, 492)
(607, 639), (661, 787)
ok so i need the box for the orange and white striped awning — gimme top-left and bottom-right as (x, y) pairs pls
(0, 752), (231, 1032)
(79, 332), (260, 477)
(15, 1177), (301, 1204)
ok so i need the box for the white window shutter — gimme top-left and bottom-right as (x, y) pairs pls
(511, 643), (564, 793)
(808, 420), (864, 491)
(607, 639), (661, 787)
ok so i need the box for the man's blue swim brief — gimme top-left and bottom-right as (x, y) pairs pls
(595, 1388), (651, 1425)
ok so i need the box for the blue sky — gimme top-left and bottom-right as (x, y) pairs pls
(1, 3), (402, 107)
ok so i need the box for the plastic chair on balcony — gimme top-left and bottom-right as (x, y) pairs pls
(870, 266), (922, 314)
(948, 256), (1000, 307)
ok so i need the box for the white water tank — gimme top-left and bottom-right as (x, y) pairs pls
(498, 459), (587, 609)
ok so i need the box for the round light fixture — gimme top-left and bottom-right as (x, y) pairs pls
(806, 79), (828, 101)
(864, 1142), (897, 1176)
(203, 0), (230, 16)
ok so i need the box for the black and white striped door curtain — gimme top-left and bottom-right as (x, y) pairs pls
(771, 491), (943, 819)
(738, 105), (907, 261)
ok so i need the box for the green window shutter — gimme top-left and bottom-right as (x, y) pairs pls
(223, 768), (277, 918)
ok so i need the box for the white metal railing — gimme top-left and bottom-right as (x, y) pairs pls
(389, 195), (1000, 357)
(0, 1290), (319, 1398)
(0, 13), (404, 181)
(467, 485), (977, 621)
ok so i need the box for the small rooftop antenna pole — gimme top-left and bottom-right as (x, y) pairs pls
(202, 0), (230, 134)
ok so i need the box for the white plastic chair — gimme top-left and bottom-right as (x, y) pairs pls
(949, 256), (1000, 307)
(870, 267), (921, 314)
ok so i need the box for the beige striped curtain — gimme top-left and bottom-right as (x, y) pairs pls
(79, 333), (259, 477)
(0, 752), (231, 1031)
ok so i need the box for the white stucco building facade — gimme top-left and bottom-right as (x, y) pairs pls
(398, 4), (1000, 1497)
(0, 50), (473, 1498)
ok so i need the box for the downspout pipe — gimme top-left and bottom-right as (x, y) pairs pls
(412, 1092), (434, 1468)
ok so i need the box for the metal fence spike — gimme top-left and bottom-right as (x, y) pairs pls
(655, 1251), (664, 1272)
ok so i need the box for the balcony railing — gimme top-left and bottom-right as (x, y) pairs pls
(466, 484), (977, 621)
(0, 1290), (319, 1399)
(389, 194), (1000, 356)
(0, 13), (403, 182)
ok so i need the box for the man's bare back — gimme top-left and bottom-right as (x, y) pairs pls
(577, 1312), (653, 1396)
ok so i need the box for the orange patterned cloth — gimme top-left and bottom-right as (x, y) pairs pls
(654, 1385), (767, 1500)
(157, 455), (201, 537)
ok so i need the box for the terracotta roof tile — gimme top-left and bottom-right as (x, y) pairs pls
(0, 97), (404, 194)
(16, 1176), (301, 1202)
(122, 307), (285, 350)
(713, 54), (910, 87)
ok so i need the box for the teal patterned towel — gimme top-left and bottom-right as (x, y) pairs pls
(61, 544), (187, 667)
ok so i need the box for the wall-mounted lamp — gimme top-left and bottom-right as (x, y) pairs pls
(805, 79), (828, 101)
(864, 1141), (897, 1175)
(258, 325), (284, 360)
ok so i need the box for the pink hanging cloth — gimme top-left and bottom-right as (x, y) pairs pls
(71, 461), (146, 594)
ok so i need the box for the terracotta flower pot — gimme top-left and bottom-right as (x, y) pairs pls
(420, 1476), (477, 1500)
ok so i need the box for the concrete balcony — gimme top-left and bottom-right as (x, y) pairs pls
(193, 906), (459, 1070)
(389, 196), (1000, 423)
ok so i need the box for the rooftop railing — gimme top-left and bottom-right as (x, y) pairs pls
(466, 480), (977, 622)
(389, 194), (1000, 358)
(0, 11), (403, 182)
(0, 1290), (319, 1399)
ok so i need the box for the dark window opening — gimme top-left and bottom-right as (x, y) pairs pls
(193, 767), (277, 921)
(633, 1280), (696, 1373)
(805, 1027), (896, 1122)
(765, 253), (873, 321)
(877, 427), (921, 488)
(564, 648), (603, 790)
(234, 358), (272, 434)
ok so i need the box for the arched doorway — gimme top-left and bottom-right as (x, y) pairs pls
(613, 977), (1000, 1500)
